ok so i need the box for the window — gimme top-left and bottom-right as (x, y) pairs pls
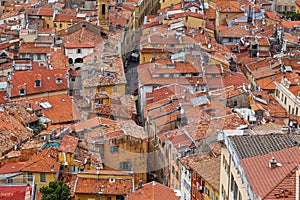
(59, 23), (62, 28)
(48, 17), (50, 20)
(284, 97), (287, 105)
(56, 78), (62, 84)
(296, 107), (298, 115)
(77, 49), (82, 54)
(210, 191), (214, 200)
(172, 166), (175, 175)
(204, 187), (210, 195)
(28, 173), (33, 181)
(110, 146), (118, 153)
(40, 173), (46, 182)
(71, 77), (76, 81)
(277, 5), (281, 11)
(19, 88), (26, 96)
(175, 171), (178, 180)
(275, 90), (279, 97)
(89, 89), (93, 94)
(120, 162), (132, 171)
(107, 197), (111, 200)
(101, 87), (106, 92)
(113, 86), (118, 92)
(102, 4), (106, 15)
(35, 80), (41, 87)
(7, 178), (13, 184)
(36, 54), (41, 60)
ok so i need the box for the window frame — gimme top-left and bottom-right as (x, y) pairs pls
(40, 173), (46, 182)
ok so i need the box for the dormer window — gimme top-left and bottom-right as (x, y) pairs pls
(34, 74), (42, 87)
(56, 78), (62, 84)
(55, 74), (63, 84)
(35, 80), (41, 87)
(19, 88), (26, 95)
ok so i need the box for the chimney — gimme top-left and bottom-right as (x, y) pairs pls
(138, 179), (143, 189)
(269, 157), (277, 169)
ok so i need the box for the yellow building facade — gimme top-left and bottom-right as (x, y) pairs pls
(159, 0), (181, 10)
(43, 16), (54, 29)
(84, 84), (126, 98)
(297, 1), (300, 13)
(23, 171), (57, 196)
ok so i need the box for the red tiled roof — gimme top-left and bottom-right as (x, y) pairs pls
(220, 25), (251, 38)
(58, 134), (78, 153)
(63, 42), (95, 48)
(75, 177), (133, 195)
(0, 162), (25, 174)
(29, 94), (82, 124)
(251, 103), (264, 111)
(54, 14), (84, 22)
(37, 7), (54, 16)
(223, 71), (249, 88)
(21, 147), (60, 173)
(128, 181), (180, 200)
(49, 47), (70, 69)
(190, 157), (221, 191)
(217, 0), (243, 12)
(241, 147), (300, 199)
(153, 84), (188, 103)
(72, 117), (116, 132)
(19, 43), (50, 54)
(10, 69), (68, 98)
(0, 111), (33, 156)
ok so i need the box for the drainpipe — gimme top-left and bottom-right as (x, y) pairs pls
(296, 169), (299, 200)
(226, 153), (231, 200)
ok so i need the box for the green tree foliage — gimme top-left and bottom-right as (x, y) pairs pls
(40, 181), (71, 200)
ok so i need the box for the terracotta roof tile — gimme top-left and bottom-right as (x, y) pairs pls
(190, 157), (220, 190)
(75, 177), (133, 195)
(21, 147), (60, 173)
(19, 43), (50, 54)
(0, 110), (33, 156)
(0, 162), (25, 174)
(128, 181), (179, 200)
(241, 147), (300, 198)
(29, 94), (82, 124)
(54, 14), (84, 23)
(63, 42), (95, 48)
(72, 117), (116, 132)
(10, 69), (68, 98)
(37, 7), (54, 16)
(4, 103), (39, 125)
(58, 134), (78, 153)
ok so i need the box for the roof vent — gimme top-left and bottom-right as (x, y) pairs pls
(269, 157), (281, 169)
